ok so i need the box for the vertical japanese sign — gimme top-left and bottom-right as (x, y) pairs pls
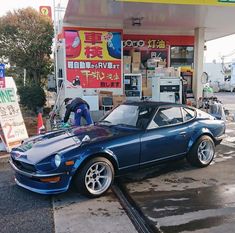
(65, 29), (122, 88)
(0, 63), (6, 88)
(0, 89), (28, 151)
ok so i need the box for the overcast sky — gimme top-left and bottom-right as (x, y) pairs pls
(1, 0), (235, 63)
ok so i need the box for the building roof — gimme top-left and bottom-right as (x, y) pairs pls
(63, 0), (235, 41)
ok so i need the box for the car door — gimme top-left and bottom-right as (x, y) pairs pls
(140, 106), (191, 165)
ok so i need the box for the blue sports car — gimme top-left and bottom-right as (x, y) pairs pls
(10, 102), (225, 197)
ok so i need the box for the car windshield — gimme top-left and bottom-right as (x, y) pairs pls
(99, 104), (156, 129)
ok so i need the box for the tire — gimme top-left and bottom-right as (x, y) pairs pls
(73, 157), (114, 198)
(187, 135), (215, 168)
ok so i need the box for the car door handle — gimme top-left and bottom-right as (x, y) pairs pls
(179, 132), (186, 136)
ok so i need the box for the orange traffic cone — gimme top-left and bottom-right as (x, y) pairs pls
(37, 113), (45, 134)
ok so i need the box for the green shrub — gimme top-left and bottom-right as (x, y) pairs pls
(18, 85), (46, 113)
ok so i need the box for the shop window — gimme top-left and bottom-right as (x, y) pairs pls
(170, 46), (194, 68)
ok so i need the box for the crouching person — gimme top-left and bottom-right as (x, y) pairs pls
(64, 97), (93, 126)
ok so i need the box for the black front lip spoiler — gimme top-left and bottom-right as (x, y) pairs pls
(9, 159), (65, 178)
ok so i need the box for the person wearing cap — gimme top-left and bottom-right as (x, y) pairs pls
(63, 97), (93, 126)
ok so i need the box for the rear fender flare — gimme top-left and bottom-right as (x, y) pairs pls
(187, 128), (213, 153)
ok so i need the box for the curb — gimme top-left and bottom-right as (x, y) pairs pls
(112, 183), (159, 233)
(0, 154), (10, 163)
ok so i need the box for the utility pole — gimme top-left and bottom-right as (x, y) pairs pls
(53, 0), (58, 93)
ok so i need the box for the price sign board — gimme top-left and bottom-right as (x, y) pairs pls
(0, 88), (28, 151)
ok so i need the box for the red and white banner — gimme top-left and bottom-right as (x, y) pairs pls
(64, 28), (122, 89)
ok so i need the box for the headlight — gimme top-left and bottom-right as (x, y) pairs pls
(54, 154), (61, 168)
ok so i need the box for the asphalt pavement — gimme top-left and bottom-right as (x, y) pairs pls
(0, 158), (54, 233)
(0, 156), (137, 233)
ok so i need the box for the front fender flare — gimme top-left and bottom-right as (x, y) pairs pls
(71, 147), (119, 175)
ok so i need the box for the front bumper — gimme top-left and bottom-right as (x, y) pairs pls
(10, 159), (72, 194)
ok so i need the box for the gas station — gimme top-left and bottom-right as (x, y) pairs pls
(2, 2), (235, 232)
(54, 0), (235, 114)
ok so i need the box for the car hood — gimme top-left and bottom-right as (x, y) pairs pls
(11, 125), (137, 164)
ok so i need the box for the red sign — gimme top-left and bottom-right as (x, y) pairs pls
(0, 79), (5, 88)
(64, 29), (122, 89)
(123, 35), (194, 49)
(123, 39), (167, 49)
(39, 6), (52, 20)
(123, 34), (194, 65)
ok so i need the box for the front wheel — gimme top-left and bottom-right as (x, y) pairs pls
(187, 135), (215, 168)
(74, 157), (114, 198)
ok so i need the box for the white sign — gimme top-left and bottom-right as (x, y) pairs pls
(0, 88), (28, 151)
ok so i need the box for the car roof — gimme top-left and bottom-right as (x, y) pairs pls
(123, 100), (186, 108)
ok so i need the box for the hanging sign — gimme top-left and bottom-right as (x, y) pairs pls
(39, 6), (52, 20)
(0, 88), (28, 151)
(65, 29), (122, 89)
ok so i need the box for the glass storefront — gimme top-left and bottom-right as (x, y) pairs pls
(170, 46), (194, 68)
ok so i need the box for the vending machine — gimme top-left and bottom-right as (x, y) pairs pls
(124, 73), (142, 100)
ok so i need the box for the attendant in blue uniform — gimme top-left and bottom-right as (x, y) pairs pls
(64, 97), (93, 126)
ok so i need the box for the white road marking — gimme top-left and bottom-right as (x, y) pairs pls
(222, 141), (235, 149)
(225, 137), (235, 142)
(150, 207), (235, 227)
(225, 129), (234, 133)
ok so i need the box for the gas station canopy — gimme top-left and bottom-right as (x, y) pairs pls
(64, 0), (235, 41)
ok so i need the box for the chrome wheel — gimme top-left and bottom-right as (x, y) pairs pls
(197, 140), (214, 165)
(85, 161), (112, 195)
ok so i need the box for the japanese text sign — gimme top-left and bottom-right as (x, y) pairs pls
(65, 29), (122, 89)
(0, 89), (28, 151)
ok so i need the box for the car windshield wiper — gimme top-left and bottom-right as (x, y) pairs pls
(113, 123), (137, 128)
(97, 120), (112, 125)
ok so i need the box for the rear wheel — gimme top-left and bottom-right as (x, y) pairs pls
(74, 157), (114, 198)
(187, 135), (215, 168)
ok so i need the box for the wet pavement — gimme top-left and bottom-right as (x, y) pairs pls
(122, 144), (235, 233)
(224, 121), (235, 146)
